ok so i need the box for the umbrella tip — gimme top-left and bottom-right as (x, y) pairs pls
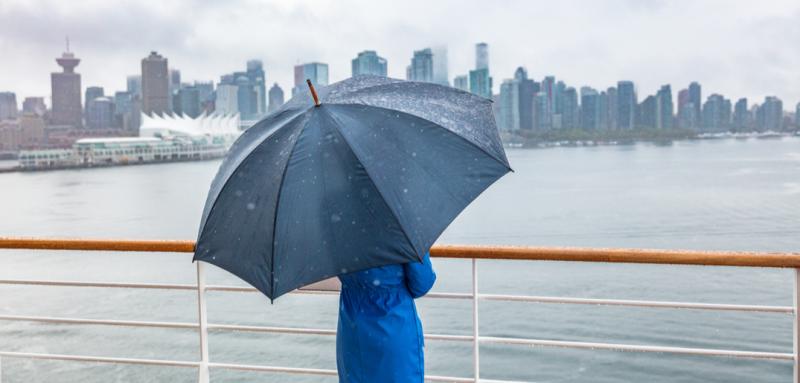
(306, 79), (321, 107)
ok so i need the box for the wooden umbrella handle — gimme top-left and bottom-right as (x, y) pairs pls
(306, 79), (321, 107)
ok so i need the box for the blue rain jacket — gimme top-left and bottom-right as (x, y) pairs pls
(336, 252), (436, 382)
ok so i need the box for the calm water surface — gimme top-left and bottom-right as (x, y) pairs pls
(1, 137), (799, 382)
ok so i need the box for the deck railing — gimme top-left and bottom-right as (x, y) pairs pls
(0, 237), (799, 382)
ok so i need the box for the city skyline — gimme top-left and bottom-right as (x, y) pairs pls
(1, 0), (799, 108)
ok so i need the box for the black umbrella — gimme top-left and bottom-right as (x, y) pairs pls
(194, 76), (511, 300)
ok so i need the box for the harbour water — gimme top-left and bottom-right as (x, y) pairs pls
(0, 137), (799, 382)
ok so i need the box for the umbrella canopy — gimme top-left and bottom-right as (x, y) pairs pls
(194, 76), (511, 300)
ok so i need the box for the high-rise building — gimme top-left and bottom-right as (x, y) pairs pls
(606, 87), (618, 130)
(616, 81), (637, 129)
(432, 46), (449, 86)
(655, 85), (673, 129)
(86, 97), (114, 129)
(453, 75), (469, 92)
(215, 83), (239, 115)
(176, 85), (201, 118)
(677, 88), (693, 129)
(796, 103), (800, 128)
(759, 96), (783, 131)
(733, 98), (749, 129)
(293, 62), (329, 96)
(0, 92), (17, 120)
(236, 74), (257, 119)
(84, 86), (104, 116)
(638, 95), (657, 129)
(352, 50), (388, 77)
(50, 46), (82, 127)
(475, 43), (489, 70)
(561, 87), (579, 129)
(580, 87), (600, 130)
(407, 49), (434, 83)
(268, 83), (285, 113)
(533, 92), (549, 130)
(194, 82), (215, 114)
(141, 51), (170, 115)
(127, 75), (142, 99)
(702, 94), (731, 131)
(22, 97), (46, 117)
(688, 82), (702, 129)
(497, 67), (536, 131)
(247, 60), (267, 115)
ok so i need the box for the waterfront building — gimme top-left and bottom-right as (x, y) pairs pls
(655, 84), (673, 129)
(246, 60), (267, 116)
(432, 46), (449, 86)
(141, 52), (170, 115)
(84, 86), (104, 116)
(51, 47), (82, 127)
(407, 48), (434, 83)
(616, 81), (637, 129)
(86, 97), (115, 130)
(759, 96), (783, 131)
(22, 97), (46, 117)
(0, 92), (17, 120)
(0, 114), (46, 151)
(533, 92), (550, 130)
(580, 87), (600, 130)
(268, 83), (284, 113)
(561, 87), (579, 129)
(677, 88), (692, 129)
(293, 62), (329, 96)
(352, 50), (388, 77)
(453, 75), (469, 92)
(606, 87), (618, 130)
(688, 82), (702, 129)
(638, 95), (657, 129)
(498, 79), (519, 131)
(702, 94), (731, 131)
(733, 98), (749, 130)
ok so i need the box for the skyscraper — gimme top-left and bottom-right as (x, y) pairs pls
(86, 97), (114, 129)
(760, 96), (783, 131)
(352, 50), (388, 77)
(268, 83), (285, 113)
(616, 81), (637, 129)
(688, 82), (702, 129)
(407, 49), (434, 83)
(638, 95), (657, 129)
(702, 94), (730, 131)
(469, 43), (492, 98)
(561, 87), (579, 129)
(293, 62), (329, 96)
(84, 86), (104, 116)
(126, 75), (142, 99)
(655, 85), (673, 129)
(0, 92), (17, 120)
(606, 87), (618, 130)
(453, 76), (469, 92)
(247, 60), (267, 115)
(796, 103), (800, 128)
(215, 80), (239, 115)
(177, 85), (201, 118)
(141, 51), (170, 115)
(498, 79), (519, 131)
(580, 87), (600, 130)
(733, 98), (749, 129)
(432, 46), (449, 86)
(475, 43), (489, 70)
(50, 45), (82, 127)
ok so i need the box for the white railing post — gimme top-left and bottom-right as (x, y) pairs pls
(472, 258), (480, 382)
(196, 262), (210, 383)
(794, 268), (799, 383)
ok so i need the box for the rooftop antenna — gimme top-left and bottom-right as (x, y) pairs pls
(65, 36), (70, 53)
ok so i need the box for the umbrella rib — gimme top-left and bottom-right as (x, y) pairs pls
(268, 114), (312, 302)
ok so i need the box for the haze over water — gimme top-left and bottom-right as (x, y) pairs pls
(1, 137), (799, 382)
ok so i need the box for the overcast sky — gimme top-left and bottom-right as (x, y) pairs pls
(1, 0), (798, 109)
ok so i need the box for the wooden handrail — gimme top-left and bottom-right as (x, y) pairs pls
(0, 237), (798, 268)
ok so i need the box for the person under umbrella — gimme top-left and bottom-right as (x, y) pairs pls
(194, 76), (510, 382)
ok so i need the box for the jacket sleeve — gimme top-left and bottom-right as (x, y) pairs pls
(404, 251), (436, 298)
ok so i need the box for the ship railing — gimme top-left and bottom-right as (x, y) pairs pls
(0, 237), (799, 383)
